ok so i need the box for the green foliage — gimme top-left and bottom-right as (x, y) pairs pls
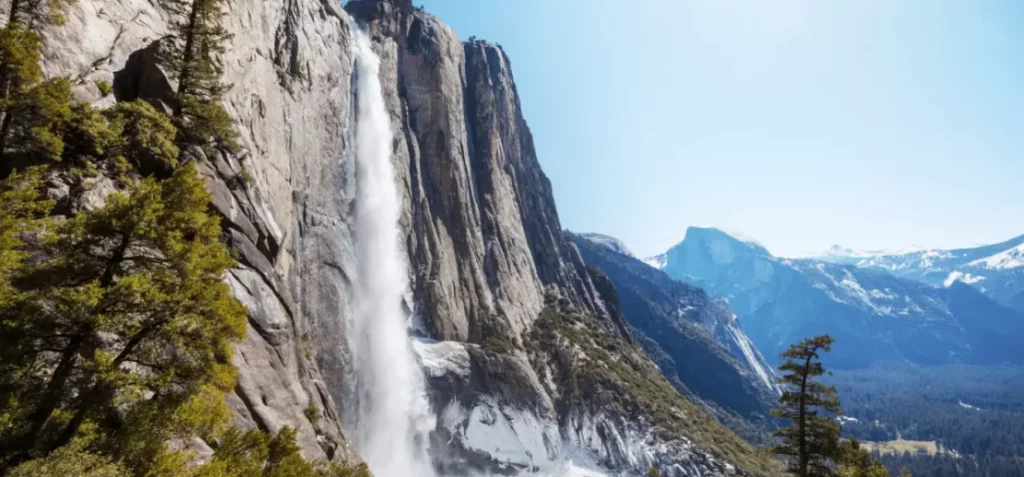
(177, 96), (239, 155)
(314, 461), (371, 477)
(94, 80), (114, 97)
(647, 466), (662, 477)
(304, 404), (321, 424)
(234, 154), (253, 188)
(61, 101), (118, 168)
(771, 335), (841, 477)
(0, 0), (77, 164)
(8, 431), (126, 477)
(7, 76), (73, 161)
(0, 1), (340, 475)
(836, 439), (894, 477)
(161, 0), (240, 154)
(105, 100), (181, 171)
(829, 363), (1024, 476)
(0, 164), (247, 471)
(0, 22), (42, 102)
(526, 307), (784, 476)
(5, 0), (77, 27)
(0, 167), (51, 304)
(476, 309), (518, 355)
(185, 426), (367, 477)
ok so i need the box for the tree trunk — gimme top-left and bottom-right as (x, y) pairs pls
(173, 0), (202, 118)
(0, 0), (24, 166)
(47, 323), (159, 452)
(21, 332), (86, 437)
(6, 0), (21, 26)
(798, 348), (814, 477)
(0, 108), (15, 165)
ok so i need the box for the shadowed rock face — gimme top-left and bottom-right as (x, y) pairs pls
(571, 233), (779, 442)
(345, 0), (606, 345)
(38, 0), (775, 473)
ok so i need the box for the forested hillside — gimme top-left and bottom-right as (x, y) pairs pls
(830, 363), (1024, 477)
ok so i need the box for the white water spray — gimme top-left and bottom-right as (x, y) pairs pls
(347, 27), (437, 477)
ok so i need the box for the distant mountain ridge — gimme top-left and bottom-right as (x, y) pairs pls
(841, 235), (1024, 313)
(655, 227), (1024, 369)
(571, 232), (778, 440)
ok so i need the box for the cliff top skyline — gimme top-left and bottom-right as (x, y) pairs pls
(421, 0), (1024, 257)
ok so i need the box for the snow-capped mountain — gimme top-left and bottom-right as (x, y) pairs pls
(577, 232), (636, 257)
(572, 232), (778, 439)
(658, 227), (1024, 369)
(850, 235), (1024, 312)
(805, 245), (917, 265)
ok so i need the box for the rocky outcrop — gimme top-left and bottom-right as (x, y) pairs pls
(346, 0), (605, 345)
(572, 232), (778, 442)
(346, 2), (777, 474)
(37, 0), (359, 461)
(38, 0), (778, 473)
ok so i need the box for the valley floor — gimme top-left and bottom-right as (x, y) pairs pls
(828, 363), (1024, 477)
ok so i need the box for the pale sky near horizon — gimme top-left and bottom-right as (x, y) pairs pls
(417, 0), (1024, 258)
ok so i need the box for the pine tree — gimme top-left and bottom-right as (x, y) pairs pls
(105, 100), (181, 172)
(772, 335), (842, 477)
(0, 166), (50, 304)
(0, 163), (247, 471)
(836, 439), (890, 477)
(0, 0), (76, 165)
(161, 0), (239, 154)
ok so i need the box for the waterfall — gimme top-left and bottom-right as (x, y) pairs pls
(347, 27), (437, 477)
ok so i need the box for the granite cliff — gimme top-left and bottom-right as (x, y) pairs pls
(35, 0), (781, 474)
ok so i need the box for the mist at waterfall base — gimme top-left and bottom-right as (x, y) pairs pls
(346, 27), (437, 477)
(345, 27), (611, 477)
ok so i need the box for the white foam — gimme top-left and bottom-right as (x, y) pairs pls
(346, 27), (436, 477)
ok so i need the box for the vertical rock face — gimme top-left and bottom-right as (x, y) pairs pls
(36, 0), (360, 461)
(345, 3), (777, 476)
(571, 233), (778, 442)
(36, 0), (777, 474)
(346, 0), (605, 345)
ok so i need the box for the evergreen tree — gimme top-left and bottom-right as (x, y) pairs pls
(104, 100), (181, 173)
(0, 0), (75, 165)
(836, 439), (890, 477)
(0, 2), (361, 475)
(772, 335), (842, 477)
(0, 163), (247, 470)
(161, 0), (239, 154)
(0, 166), (49, 304)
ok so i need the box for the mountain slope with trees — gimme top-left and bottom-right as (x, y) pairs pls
(571, 232), (778, 440)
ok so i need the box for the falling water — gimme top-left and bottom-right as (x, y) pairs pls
(347, 27), (437, 477)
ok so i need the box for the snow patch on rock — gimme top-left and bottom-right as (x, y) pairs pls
(944, 271), (986, 287)
(578, 233), (636, 258)
(643, 254), (667, 270)
(969, 243), (1024, 270)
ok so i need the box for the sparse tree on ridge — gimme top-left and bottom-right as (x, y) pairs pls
(772, 335), (908, 477)
(772, 335), (842, 477)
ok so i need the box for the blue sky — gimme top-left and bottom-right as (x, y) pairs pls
(418, 0), (1024, 257)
